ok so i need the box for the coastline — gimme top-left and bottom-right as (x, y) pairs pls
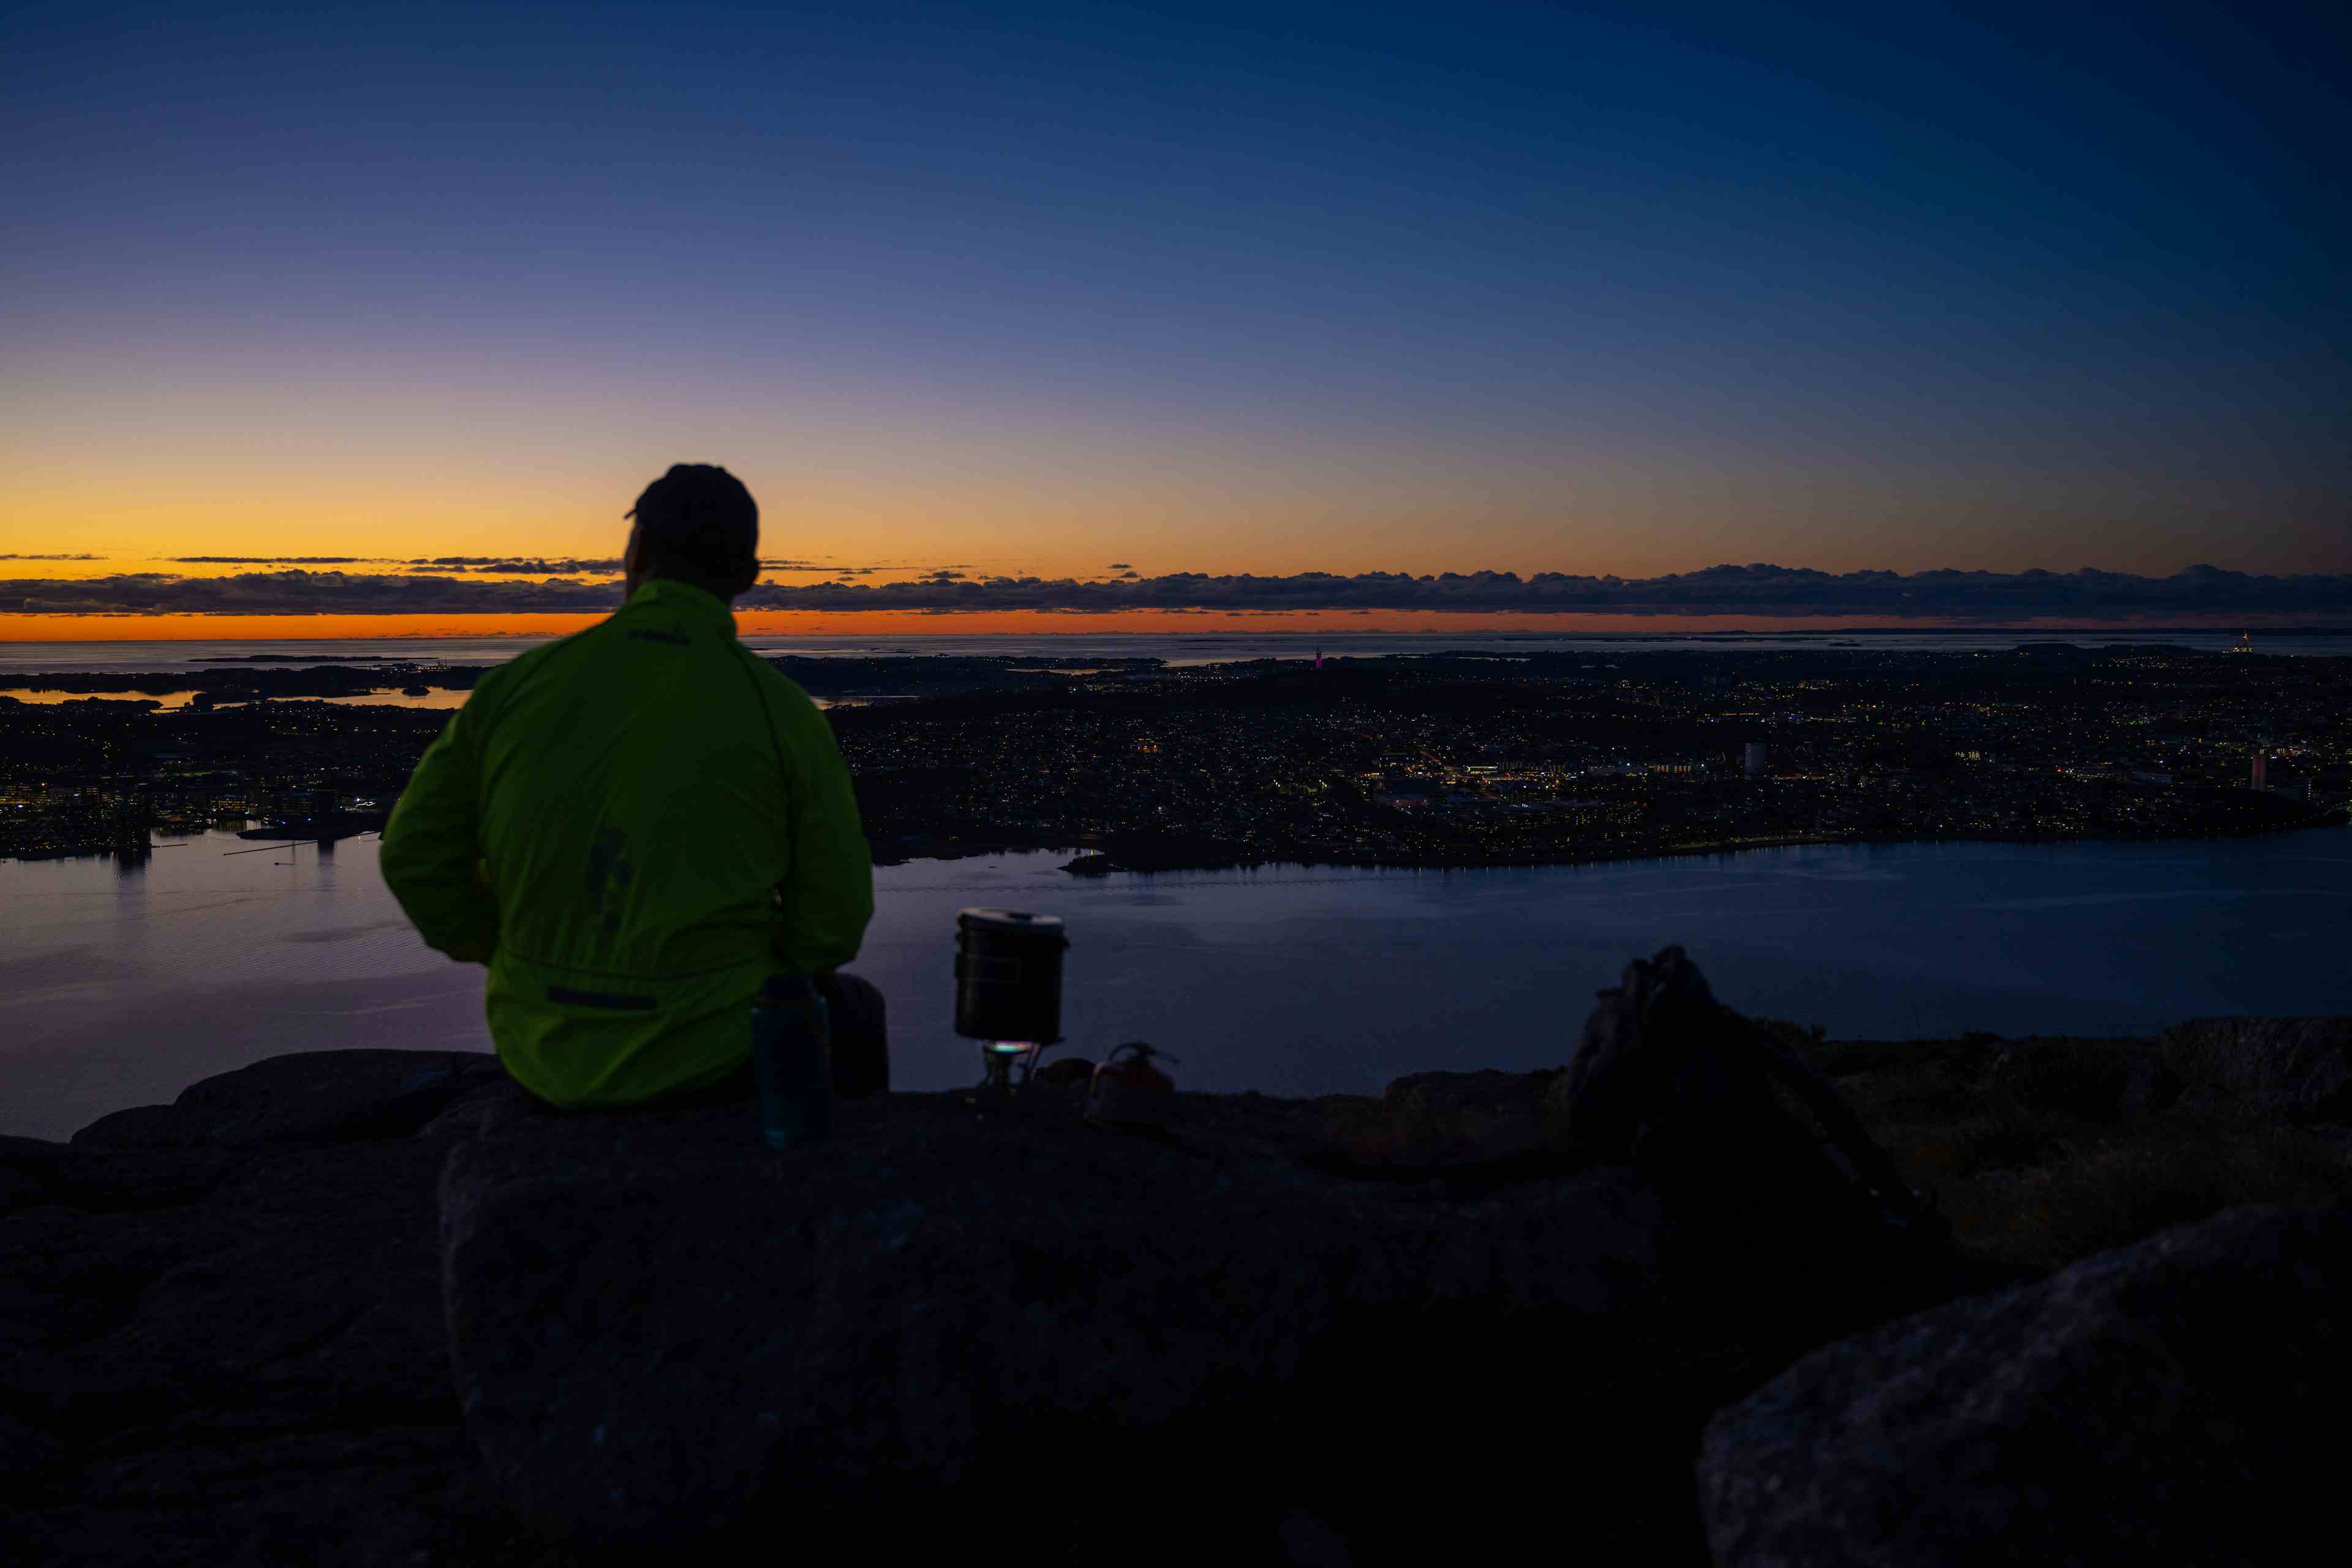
(854, 807), (2351, 878)
(10, 804), (2342, 872)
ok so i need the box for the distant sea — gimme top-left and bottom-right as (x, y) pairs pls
(7, 626), (2352, 679)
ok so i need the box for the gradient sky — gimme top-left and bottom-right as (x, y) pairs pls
(6, 0), (2348, 602)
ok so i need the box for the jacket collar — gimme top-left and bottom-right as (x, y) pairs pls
(623, 577), (737, 635)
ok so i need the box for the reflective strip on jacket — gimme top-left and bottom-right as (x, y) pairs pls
(379, 578), (874, 1106)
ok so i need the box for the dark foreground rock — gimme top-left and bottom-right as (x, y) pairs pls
(1697, 1199), (2352, 1567)
(72, 1050), (507, 1154)
(15, 1052), (1754, 1565)
(440, 1084), (1675, 1552)
(1, 1052), (530, 1567)
(18, 1003), (2343, 1566)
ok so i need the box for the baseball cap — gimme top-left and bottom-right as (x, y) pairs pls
(624, 464), (758, 578)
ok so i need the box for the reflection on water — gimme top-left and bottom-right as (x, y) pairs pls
(306, 690), (471, 710)
(2, 827), (2347, 1140)
(0, 687), (829, 715)
(0, 688), (472, 710)
(2, 688), (211, 707)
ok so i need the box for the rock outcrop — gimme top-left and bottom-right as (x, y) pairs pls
(1, 1054), (513, 1566)
(1984, 1036), (2180, 1120)
(12, 1003), (2347, 1565)
(439, 1080), (1672, 1548)
(70, 1050), (506, 1154)
(1697, 1199), (2352, 1567)
(8, 1052), (1715, 1564)
(2161, 1016), (2352, 1122)
(1313, 1067), (1562, 1177)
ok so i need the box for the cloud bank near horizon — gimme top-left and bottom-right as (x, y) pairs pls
(143, 554), (892, 576)
(7, 564), (2351, 620)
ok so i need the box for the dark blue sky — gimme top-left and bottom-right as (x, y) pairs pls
(7, 1), (2346, 580)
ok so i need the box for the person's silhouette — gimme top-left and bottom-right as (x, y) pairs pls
(382, 464), (885, 1105)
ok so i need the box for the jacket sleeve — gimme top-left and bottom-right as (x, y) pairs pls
(380, 700), (500, 964)
(768, 679), (875, 975)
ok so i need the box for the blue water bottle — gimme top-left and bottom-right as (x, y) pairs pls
(751, 974), (832, 1150)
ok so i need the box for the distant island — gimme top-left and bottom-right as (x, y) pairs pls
(3, 645), (2344, 866)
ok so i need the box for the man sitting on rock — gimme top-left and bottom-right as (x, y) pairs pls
(380, 463), (885, 1107)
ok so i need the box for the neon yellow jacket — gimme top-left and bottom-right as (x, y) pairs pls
(380, 578), (873, 1106)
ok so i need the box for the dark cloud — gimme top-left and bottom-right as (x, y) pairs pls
(1108, 562), (1133, 570)
(10, 569), (623, 615)
(0, 552), (104, 560)
(728, 563), (2352, 617)
(170, 556), (377, 565)
(7, 562), (2350, 619)
(470, 559), (622, 575)
(403, 556), (622, 574)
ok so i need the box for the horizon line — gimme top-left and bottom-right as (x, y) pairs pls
(5, 608), (2348, 649)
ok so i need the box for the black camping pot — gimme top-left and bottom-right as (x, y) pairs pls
(954, 908), (1068, 1044)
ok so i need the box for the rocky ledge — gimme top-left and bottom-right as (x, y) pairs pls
(5, 1016), (2351, 1566)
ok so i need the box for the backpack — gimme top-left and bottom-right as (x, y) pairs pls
(1557, 945), (1943, 1244)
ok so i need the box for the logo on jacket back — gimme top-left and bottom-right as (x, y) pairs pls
(584, 826), (636, 950)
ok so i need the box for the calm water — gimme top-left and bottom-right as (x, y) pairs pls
(4, 829), (2348, 1142)
(0, 687), (472, 710)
